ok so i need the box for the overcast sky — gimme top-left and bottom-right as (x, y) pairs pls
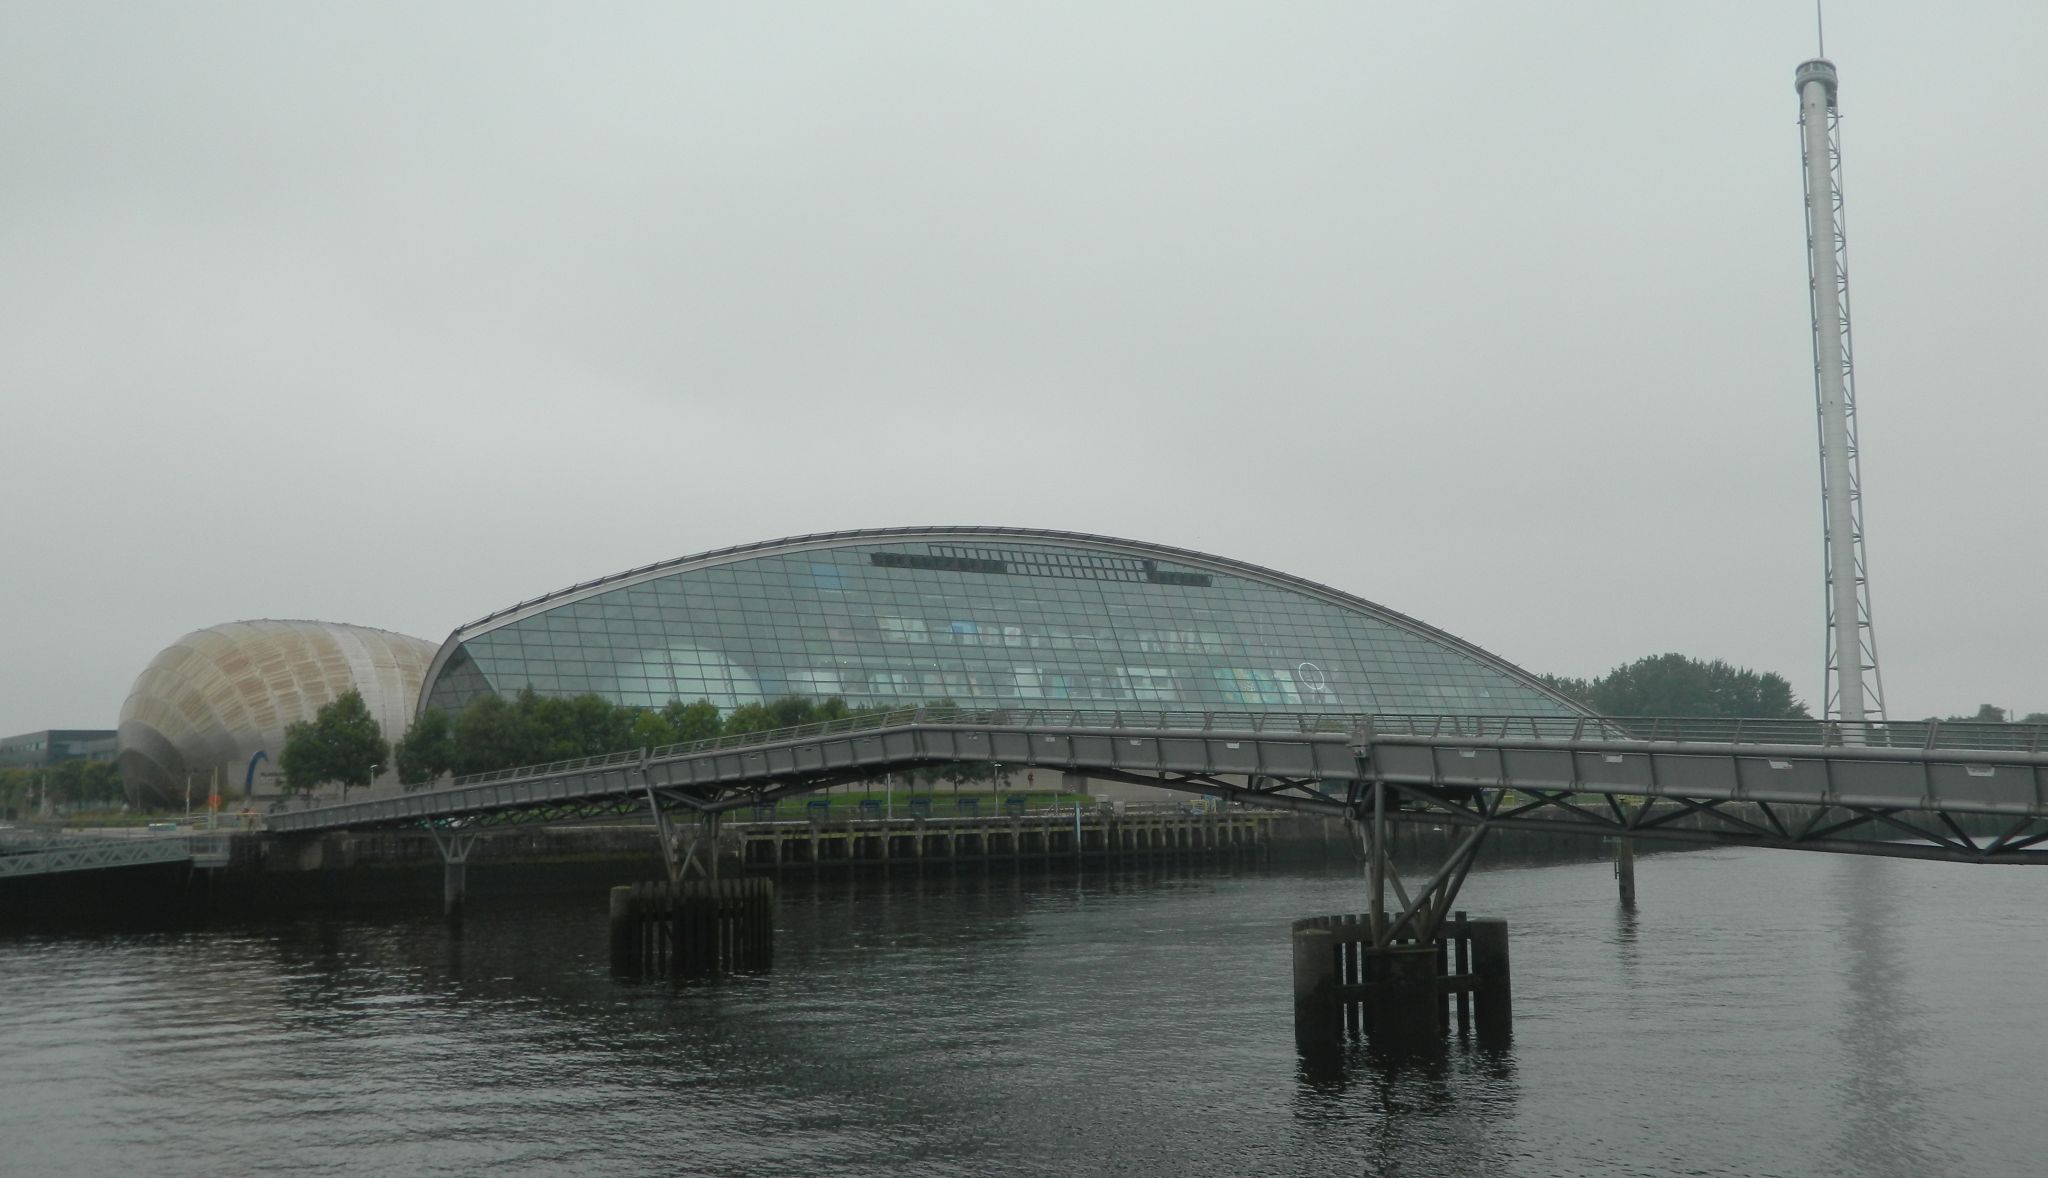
(4, 1), (2042, 731)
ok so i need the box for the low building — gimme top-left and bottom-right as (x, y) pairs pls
(0, 729), (117, 768)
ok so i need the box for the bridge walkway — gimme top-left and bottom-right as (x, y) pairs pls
(0, 830), (233, 881)
(260, 709), (2048, 866)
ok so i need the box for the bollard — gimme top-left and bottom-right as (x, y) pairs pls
(609, 885), (638, 975)
(1452, 910), (1472, 1033)
(1291, 924), (1340, 1046)
(1616, 837), (1637, 907)
(1467, 917), (1512, 1042)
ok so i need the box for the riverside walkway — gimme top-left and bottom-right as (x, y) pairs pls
(267, 709), (2048, 865)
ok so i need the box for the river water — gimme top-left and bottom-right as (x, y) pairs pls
(3, 847), (2045, 1177)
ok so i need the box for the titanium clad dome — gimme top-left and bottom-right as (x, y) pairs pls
(419, 527), (1582, 722)
(117, 620), (437, 809)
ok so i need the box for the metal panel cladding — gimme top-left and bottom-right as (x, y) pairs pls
(118, 620), (438, 808)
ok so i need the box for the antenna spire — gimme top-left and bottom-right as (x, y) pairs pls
(1817, 1), (1826, 57)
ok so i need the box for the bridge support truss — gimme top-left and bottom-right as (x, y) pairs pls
(625, 758), (774, 976)
(1375, 781), (2048, 866)
(1293, 781), (1515, 1050)
(429, 827), (480, 918)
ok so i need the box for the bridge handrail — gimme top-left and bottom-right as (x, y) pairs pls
(439, 707), (1363, 790)
(417, 710), (2048, 796)
(1, 828), (173, 852)
(1361, 714), (2048, 753)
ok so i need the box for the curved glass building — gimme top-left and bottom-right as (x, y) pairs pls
(419, 528), (1576, 723)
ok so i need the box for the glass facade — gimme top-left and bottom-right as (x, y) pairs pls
(419, 531), (1577, 720)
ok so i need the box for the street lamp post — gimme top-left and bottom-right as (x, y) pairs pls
(352, 762), (379, 804)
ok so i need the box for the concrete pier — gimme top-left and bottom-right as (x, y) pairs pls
(443, 859), (466, 919)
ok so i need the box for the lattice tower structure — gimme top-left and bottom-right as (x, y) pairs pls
(1797, 56), (1886, 725)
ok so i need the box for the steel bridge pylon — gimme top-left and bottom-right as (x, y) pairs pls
(1293, 778), (1515, 1050)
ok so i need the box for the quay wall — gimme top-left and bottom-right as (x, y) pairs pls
(3, 800), (1890, 924)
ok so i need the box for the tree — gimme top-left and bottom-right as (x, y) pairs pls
(281, 690), (389, 796)
(1928, 705), (2048, 725)
(1546, 654), (1809, 719)
(82, 760), (125, 807)
(404, 690), (1001, 787)
(1538, 673), (1596, 704)
(720, 701), (783, 736)
(394, 707), (455, 787)
(561, 692), (637, 758)
(659, 699), (722, 744)
(1944, 704), (2008, 724)
(48, 760), (124, 809)
(0, 761), (123, 816)
(448, 692), (528, 775)
(0, 766), (32, 818)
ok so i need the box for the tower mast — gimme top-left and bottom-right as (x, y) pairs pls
(1796, 51), (1887, 727)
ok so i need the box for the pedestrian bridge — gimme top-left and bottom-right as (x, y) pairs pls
(265, 709), (2048, 865)
(0, 830), (232, 881)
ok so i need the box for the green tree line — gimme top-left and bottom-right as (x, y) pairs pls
(1538, 653), (2048, 726)
(390, 690), (995, 791)
(1539, 653), (1811, 718)
(1931, 704), (2048, 725)
(0, 759), (125, 818)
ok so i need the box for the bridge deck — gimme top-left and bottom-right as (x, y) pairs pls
(0, 832), (231, 881)
(264, 711), (2048, 854)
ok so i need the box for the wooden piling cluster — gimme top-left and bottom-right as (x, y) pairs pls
(738, 810), (1270, 869)
(609, 877), (775, 978)
(1290, 912), (1511, 1045)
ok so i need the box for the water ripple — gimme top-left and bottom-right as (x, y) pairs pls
(4, 852), (2048, 1175)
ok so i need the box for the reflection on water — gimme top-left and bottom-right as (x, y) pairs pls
(1829, 856), (1938, 1178)
(3, 849), (2047, 1176)
(1293, 1034), (1520, 1178)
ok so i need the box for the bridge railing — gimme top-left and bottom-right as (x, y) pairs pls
(441, 707), (1365, 790)
(425, 710), (2048, 796)
(0, 828), (222, 880)
(1363, 714), (2048, 752)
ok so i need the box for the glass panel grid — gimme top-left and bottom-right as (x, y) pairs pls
(424, 539), (1572, 719)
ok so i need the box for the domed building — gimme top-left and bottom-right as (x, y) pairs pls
(420, 527), (1579, 722)
(118, 620), (437, 809)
